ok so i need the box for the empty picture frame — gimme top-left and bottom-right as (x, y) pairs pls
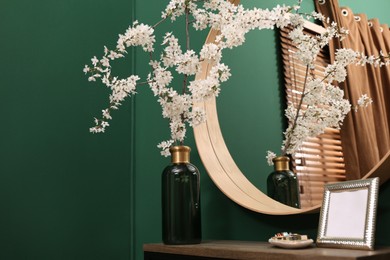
(316, 177), (379, 250)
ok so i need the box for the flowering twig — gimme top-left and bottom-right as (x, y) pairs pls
(266, 11), (390, 165)
(281, 65), (310, 156)
(83, 1), (386, 159)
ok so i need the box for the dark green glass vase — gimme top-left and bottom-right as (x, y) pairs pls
(267, 156), (300, 209)
(162, 146), (201, 245)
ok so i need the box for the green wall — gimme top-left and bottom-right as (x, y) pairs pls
(1, 1), (390, 260)
(1, 0), (136, 259)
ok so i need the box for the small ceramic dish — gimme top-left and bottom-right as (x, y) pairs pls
(268, 238), (314, 249)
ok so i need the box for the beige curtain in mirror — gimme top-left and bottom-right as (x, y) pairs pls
(315, 0), (390, 180)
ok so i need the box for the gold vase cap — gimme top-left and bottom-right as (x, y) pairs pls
(273, 156), (290, 171)
(170, 145), (191, 163)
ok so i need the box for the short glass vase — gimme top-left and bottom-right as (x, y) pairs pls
(267, 156), (300, 209)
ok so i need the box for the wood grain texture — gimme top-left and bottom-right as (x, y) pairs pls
(144, 241), (390, 260)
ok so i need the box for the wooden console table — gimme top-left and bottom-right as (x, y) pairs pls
(144, 240), (390, 260)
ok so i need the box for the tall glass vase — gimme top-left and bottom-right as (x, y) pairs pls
(267, 156), (301, 209)
(161, 146), (202, 245)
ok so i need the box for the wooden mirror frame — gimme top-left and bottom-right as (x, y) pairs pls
(193, 0), (390, 215)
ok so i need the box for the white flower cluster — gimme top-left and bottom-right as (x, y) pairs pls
(269, 23), (388, 161)
(354, 94), (373, 112)
(282, 78), (352, 155)
(288, 13), (349, 67)
(84, 0), (297, 156)
(84, 0), (388, 158)
(266, 151), (277, 166)
(356, 50), (390, 67)
(84, 21), (154, 133)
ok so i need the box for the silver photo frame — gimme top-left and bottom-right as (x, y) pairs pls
(316, 177), (379, 250)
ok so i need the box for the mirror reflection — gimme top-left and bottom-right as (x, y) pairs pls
(194, 0), (390, 215)
(216, 28), (285, 194)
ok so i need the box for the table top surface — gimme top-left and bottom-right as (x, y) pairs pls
(144, 240), (390, 260)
